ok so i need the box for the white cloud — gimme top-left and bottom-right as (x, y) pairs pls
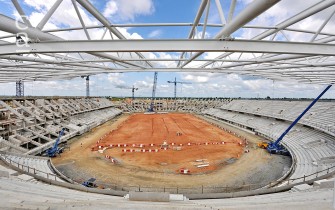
(183, 74), (209, 83)
(239, 0), (335, 42)
(242, 79), (271, 91)
(148, 29), (162, 38)
(118, 27), (143, 39)
(107, 73), (126, 87)
(134, 80), (152, 89)
(181, 72), (219, 83)
(23, 0), (99, 29)
(23, 0), (53, 11)
(103, 1), (118, 18)
(194, 31), (210, 39)
(103, 0), (154, 21)
(0, 83), (15, 96)
(152, 52), (178, 68)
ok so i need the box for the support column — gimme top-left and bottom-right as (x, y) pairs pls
(16, 80), (24, 97)
(86, 76), (89, 97)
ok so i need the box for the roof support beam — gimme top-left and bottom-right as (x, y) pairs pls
(181, 0), (280, 67)
(71, 0), (91, 40)
(227, 0), (237, 23)
(75, 0), (153, 68)
(0, 55), (114, 70)
(200, 0), (335, 69)
(11, 0), (32, 27)
(214, 0), (226, 25)
(36, 0), (63, 30)
(178, 0), (209, 66)
(0, 15), (145, 68)
(1, 39), (334, 56)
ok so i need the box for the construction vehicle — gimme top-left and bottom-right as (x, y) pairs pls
(46, 128), (65, 157)
(257, 142), (268, 149)
(82, 178), (98, 188)
(267, 84), (332, 156)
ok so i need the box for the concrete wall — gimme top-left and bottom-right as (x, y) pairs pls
(129, 191), (170, 202)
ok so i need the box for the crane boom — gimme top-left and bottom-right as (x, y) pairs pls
(267, 84), (332, 155)
(116, 85), (138, 102)
(47, 128), (65, 157)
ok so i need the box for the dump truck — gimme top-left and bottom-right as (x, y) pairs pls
(257, 142), (268, 149)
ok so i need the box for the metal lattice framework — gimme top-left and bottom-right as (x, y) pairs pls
(0, 0), (335, 84)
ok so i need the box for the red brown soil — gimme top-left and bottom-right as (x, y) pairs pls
(53, 113), (278, 188)
(92, 113), (243, 173)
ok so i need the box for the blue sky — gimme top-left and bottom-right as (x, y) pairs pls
(0, 0), (334, 98)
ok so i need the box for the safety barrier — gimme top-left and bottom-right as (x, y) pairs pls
(121, 149), (159, 153)
(93, 140), (240, 151)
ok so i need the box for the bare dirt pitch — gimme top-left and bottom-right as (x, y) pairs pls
(92, 113), (244, 174)
(53, 113), (291, 189)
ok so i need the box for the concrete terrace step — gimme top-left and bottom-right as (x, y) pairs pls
(204, 108), (335, 181)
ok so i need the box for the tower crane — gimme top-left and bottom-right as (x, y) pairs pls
(117, 85), (139, 101)
(148, 72), (158, 112)
(167, 77), (192, 103)
(81, 75), (90, 97)
(131, 85), (139, 101)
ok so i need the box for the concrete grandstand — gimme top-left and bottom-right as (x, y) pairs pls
(0, 0), (335, 209)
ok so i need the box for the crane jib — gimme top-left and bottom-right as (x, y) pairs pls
(273, 84), (332, 147)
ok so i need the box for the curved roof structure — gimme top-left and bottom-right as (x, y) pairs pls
(0, 0), (334, 84)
